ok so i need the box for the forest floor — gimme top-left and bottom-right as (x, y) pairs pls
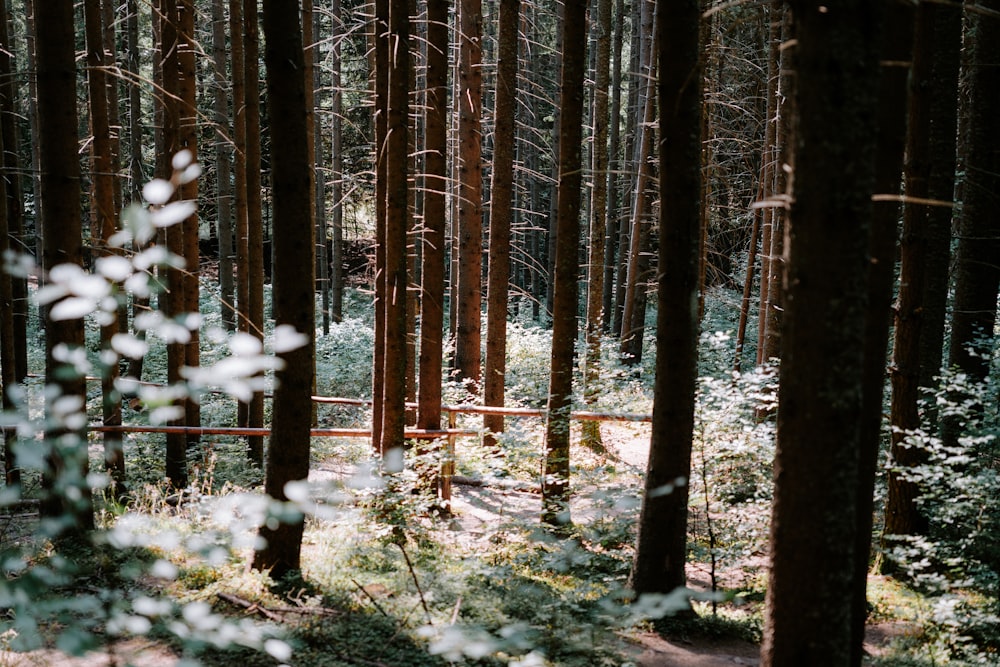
(1, 424), (917, 666)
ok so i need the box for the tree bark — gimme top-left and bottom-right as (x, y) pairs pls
(761, 2), (884, 664)
(541, 0), (586, 528)
(483, 0), (519, 448)
(36, 0), (95, 532)
(853, 2), (914, 659)
(213, 0), (236, 332)
(253, 0), (316, 579)
(581, 0), (613, 452)
(454, 0), (483, 394)
(245, 0), (266, 464)
(882, 0), (961, 550)
(178, 0), (201, 448)
(330, 0), (344, 323)
(418, 0), (448, 441)
(629, 0), (701, 597)
(86, 0), (126, 494)
(379, 0), (410, 457)
(942, 0), (1000, 442)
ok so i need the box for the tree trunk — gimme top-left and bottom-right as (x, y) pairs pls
(853, 2), (914, 659)
(760, 2), (884, 663)
(213, 0), (236, 332)
(882, 0), (961, 551)
(581, 0), (613, 452)
(454, 0), (483, 394)
(418, 0), (448, 441)
(541, 0), (587, 528)
(371, 0), (388, 456)
(330, 0), (344, 322)
(36, 0), (95, 532)
(245, 0), (266, 464)
(178, 0), (200, 449)
(483, 0), (519, 448)
(126, 0), (150, 382)
(253, 0), (316, 579)
(85, 0), (126, 494)
(379, 0), (410, 458)
(629, 0), (701, 597)
(619, 0), (656, 365)
(601, 0), (626, 334)
(156, 0), (187, 488)
(942, 0), (1000, 443)
(0, 4), (24, 394)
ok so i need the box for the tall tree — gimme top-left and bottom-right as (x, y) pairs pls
(483, 0), (519, 448)
(418, 0), (449, 442)
(378, 0), (410, 457)
(541, 0), (586, 528)
(0, 0), (27, 404)
(245, 0), (267, 464)
(370, 0), (388, 455)
(944, 0), (1000, 422)
(761, 1), (884, 664)
(581, 0), (614, 451)
(853, 2), (915, 659)
(619, 0), (656, 365)
(253, 0), (316, 578)
(329, 0), (345, 322)
(36, 0), (95, 531)
(454, 0), (483, 393)
(629, 0), (701, 596)
(155, 0), (188, 488)
(85, 0), (126, 492)
(213, 0), (236, 332)
(882, 0), (962, 550)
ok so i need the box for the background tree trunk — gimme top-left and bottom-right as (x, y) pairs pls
(85, 0), (126, 494)
(581, 0), (613, 453)
(541, 0), (586, 528)
(629, 0), (701, 597)
(483, 0), (519, 449)
(36, 0), (95, 532)
(454, 0), (484, 394)
(213, 0), (236, 332)
(882, 0), (961, 553)
(253, 0), (316, 578)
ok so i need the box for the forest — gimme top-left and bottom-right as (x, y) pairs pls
(0, 0), (998, 665)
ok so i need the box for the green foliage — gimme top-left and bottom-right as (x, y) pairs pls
(881, 347), (1000, 664)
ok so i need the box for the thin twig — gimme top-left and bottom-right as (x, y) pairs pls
(351, 578), (391, 618)
(396, 542), (433, 626)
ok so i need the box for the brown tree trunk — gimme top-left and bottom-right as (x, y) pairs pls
(125, 0), (149, 383)
(601, 0), (626, 333)
(0, 41), (13, 485)
(213, 0), (236, 332)
(629, 0), (701, 597)
(581, 0), (613, 452)
(330, 0), (344, 323)
(483, 0), (519, 448)
(156, 0), (188, 488)
(371, 0), (388, 456)
(755, 1), (780, 367)
(253, 0), (316, 579)
(619, 0), (656, 365)
(36, 0), (95, 532)
(541, 0), (586, 528)
(178, 0), (200, 448)
(760, 2), (884, 663)
(418, 0), (448, 441)
(379, 0), (410, 457)
(454, 0), (483, 394)
(942, 0), (1000, 441)
(0, 2), (24, 379)
(853, 2), (914, 660)
(86, 0), (126, 494)
(882, 0), (961, 552)
(245, 0), (266, 464)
